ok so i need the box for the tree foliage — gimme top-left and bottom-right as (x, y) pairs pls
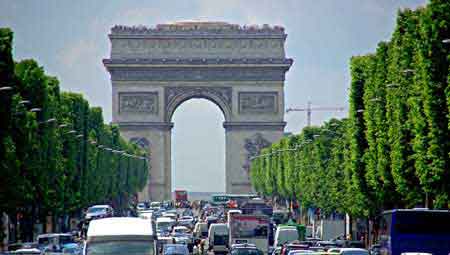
(250, 1), (450, 218)
(0, 28), (149, 237)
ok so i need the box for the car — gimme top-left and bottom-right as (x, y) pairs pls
(85, 217), (156, 255)
(37, 233), (74, 251)
(137, 202), (148, 211)
(281, 243), (310, 255)
(163, 244), (189, 255)
(178, 215), (194, 228)
(172, 226), (194, 252)
(62, 243), (82, 255)
(156, 217), (177, 237)
(230, 243), (264, 255)
(84, 205), (113, 221)
(286, 250), (315, 255)
(328, 248), (369, 255)
(193, 222), (209, 240)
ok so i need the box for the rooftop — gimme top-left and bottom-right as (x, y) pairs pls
(87, 217), (153, 237)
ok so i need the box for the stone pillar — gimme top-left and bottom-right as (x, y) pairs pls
(118, 122), (173, 202)
(223, 122), (286, 194)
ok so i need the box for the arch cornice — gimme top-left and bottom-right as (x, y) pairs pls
(164, 86), (232, 122)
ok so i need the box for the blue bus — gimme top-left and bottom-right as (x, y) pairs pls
(378, 209), (450, 255)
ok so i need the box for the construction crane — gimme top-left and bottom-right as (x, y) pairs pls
(286, 101), (346, 127)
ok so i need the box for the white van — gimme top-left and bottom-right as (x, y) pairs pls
(85, 217), (155, 255)
(208, 223), (229, 255)
(274, 226), (299, 247)
(193, 222), (209, 240)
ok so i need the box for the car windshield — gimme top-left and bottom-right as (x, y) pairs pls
(87, 241), (154, 255)
(163, 245), (188, 255)
(213, 234), (228, 245)
(88, 207), (106, 213)
(175, 228), (188, 234)
(157, 222), (173, 231)
(231, 248), (262, 255)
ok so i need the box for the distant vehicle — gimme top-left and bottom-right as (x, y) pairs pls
(272, 210), (289, 225)
(378, 209), (450, 255)
(209, 223), (229, 255)
(150, 201), (162, 209)
(37, 233), (74, 251)
(280, 243), (310, 255)
(274, 226), (299, 247)
(85, 217), (155, 255)
(84, 205), (113, 221)
(278, 221), (306, 242)
(230, 243), (264, 255)
(156, 217), (176, 236)
(229, 214), (270, 254)
(172, 226), (194, 252)
(163, 244), (189, 255)
(328, 248), (368, 255)
(175, 190), (188, 207)
(137, 202), (148, 211)
(162, 212), (178, 221)
(240, 200), (273, 217)
(227, 209), (242, 223)
(178, 215), (194, 228)
(211, 194), (258, 206)
(193, 222), (209, 240)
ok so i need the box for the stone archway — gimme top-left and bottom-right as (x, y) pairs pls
(104, 21), (293, 201)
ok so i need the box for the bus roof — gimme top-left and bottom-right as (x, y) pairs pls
(383, 208), (450, 214)
(87, 217), (153, 238)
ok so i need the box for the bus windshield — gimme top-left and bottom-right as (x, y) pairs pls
(87, 241), (154, 255)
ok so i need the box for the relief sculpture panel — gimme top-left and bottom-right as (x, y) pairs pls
(239, 92), (278, 114)
(119, 92), (158, 114)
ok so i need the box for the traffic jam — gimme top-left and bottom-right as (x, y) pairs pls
(6, 191), (450, 255)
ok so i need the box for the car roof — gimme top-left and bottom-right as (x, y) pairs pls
(87, 217), (153, 238)
(157, 217), (175, 222)
(37, 233), (72, 238)
(90, 205), (110, 208)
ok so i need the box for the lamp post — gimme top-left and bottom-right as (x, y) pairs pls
(0, 86), (13, 92)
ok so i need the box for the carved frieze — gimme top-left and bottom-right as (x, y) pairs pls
(242, 133), (271, 173)
(109, 67), (287, 81)
(119, 92), (158, 114)
(239, 92), (278, 114)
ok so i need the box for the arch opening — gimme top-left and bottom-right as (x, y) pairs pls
(171, 98), (226, 194)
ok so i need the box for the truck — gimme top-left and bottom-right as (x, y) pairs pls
(229, 214), (270, 254)
(174, 189), (188, 207)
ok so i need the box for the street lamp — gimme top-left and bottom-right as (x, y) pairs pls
(76, 134), (83, 138)
(19, 100), (30, 105)
(386, 83), (399, 88)
(66, 130), (76, 134)
(402, 69), (415, 74)
(0, 86), (13, 92)
(58, 124), (68, 128)
(369, 98), (381, 102)
(46, 118), (57, 123)
(30, 108), (42, 112)
(442, 39), (450, 44)
(356, 109), (364, 113)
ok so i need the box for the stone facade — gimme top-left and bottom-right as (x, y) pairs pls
(104, 22), (292, 201)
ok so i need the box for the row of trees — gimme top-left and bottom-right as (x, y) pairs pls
(250, 0), (449, 220)
(0, 28), (149, 241)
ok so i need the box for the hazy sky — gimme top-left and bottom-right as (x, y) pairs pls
(1, 0), (426, 192)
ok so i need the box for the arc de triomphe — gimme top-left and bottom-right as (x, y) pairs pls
(103, 22), (293, 201)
